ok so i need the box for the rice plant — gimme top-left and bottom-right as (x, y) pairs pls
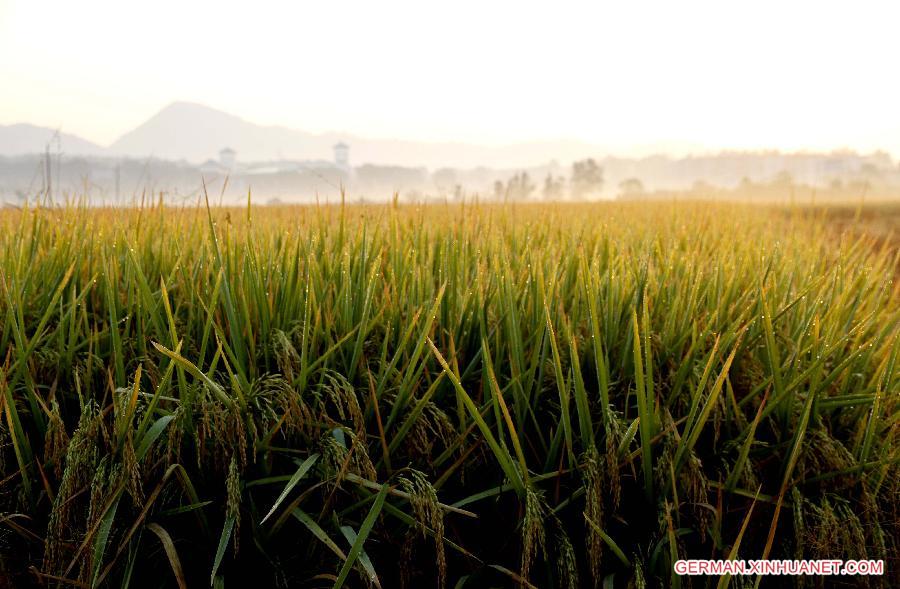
(0, 198), (896, 588)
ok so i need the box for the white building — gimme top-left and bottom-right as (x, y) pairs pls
(219, 147), (236, 169)
(333, 142), (349, 168)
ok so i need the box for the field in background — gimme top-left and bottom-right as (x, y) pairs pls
(805, 201), (900, 252)
(0, 200), (897, 588)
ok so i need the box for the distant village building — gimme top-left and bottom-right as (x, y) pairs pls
(199, 159), (224, 175)
(219, 147), (236, 169)
(333, 142), (349, 168)
(199, 147), (237, 176)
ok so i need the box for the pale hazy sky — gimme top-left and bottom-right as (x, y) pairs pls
(2, 0), (899, 155)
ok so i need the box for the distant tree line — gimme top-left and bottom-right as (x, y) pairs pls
(493, 158), (605, 201)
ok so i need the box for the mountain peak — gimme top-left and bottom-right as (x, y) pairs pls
(106, 102), (597, 167)
(110, 101), (266, 161)
(156, 101), (237, 118)
(144, 101), (247, 128)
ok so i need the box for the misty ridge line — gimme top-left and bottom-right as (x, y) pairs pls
(2, 101), (604, 168)
(3, 101), (900, 205)
(2, 100), (898, 167)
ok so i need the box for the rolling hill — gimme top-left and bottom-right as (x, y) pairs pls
(4, 102), (599, 168)
(0, 124), (107, 157)
(108, 102), (598, 167)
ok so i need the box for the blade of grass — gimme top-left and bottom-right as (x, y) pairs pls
(332, 483), (389, 589)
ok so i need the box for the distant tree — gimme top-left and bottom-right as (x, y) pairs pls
(505, 172), (535, 200)
(404, 189), (424, 203)
(521, 172), (535, 200)
(542, 174), (565, 200)
(618, 178), (645, 198)
(859, 163), (882, 182)
(493, 180), (505, 200)
(571, 159), (603, 199)
(691, 180), (715, 194)
(771, 171), (794, 188)
(433, 168), (458, 193)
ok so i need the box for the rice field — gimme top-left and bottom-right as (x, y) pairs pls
(0, 199), (897, 588)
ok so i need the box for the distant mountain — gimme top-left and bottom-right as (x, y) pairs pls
(2, 102), (601, 168)
(109, 102), (599, 168)
(109, 102), (335, 163)
(0, 124), (107, 157)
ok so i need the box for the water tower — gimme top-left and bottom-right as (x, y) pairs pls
(333, 142), (349, 168)
(219, 147), (236, 169)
